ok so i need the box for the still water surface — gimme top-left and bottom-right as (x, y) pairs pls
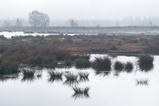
(0, 54), (159, 106)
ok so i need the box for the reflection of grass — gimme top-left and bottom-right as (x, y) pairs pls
(92, 57), (111, 71)
(125, 62), (133, 72)
(0, 75), (19, 82)
(95, 71), (110, 76)
(114, 61), (124, 71)
(138, 55), (154, 71)
(72, 86), (90, 99)
(64, 73), (78, 85)
(22, 70), (35, 82)
(136, 79), (149, 86)
(48, 71), (63, 83)
(78, 72), (89, 82)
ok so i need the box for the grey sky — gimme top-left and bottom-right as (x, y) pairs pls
(0, 0), (159, 20)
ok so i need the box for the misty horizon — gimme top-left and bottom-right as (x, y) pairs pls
(1, 16), (159, 27)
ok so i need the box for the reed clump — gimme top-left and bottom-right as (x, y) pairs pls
(114, 61), (124, 71)
(92, 57), (111, 71)
(22, 69), (35, 81)
(138, 55), (154, 71)
(125, 62), (133, 72)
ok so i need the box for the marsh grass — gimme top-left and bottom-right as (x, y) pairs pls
(138, 55), (154, 71)
(0, 45), (71, 70)
(114, 61), (124, 72)
(48, 71), (63, 83)
(0, 60), (19, 75)
(22, 69), (35, 81)
(75, 58), (91, 69)
(92, 57), (111, 71)
(72, 86), (90, 99)
(136, 79), (149, 86)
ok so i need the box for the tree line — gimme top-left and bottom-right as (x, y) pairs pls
(2, 10), (78, 27)
(1, 10), (159, 27)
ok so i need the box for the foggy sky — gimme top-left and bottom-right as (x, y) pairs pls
(0, 0), (159, 20)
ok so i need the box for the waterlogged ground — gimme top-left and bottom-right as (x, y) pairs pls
(0, 54), (159, 106)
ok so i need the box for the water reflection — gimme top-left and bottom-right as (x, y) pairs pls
(72, 86), (90, 99)
(36, 74), (42, 79)
(48, 71), (63, 83)
(114, 72), (120, 77)
(136, 79), (149, 86)
(64, 73), (78, 86)
(78, 72), (89, 82)
(0, 75), (19, 82)
(94, 71), (110, 76)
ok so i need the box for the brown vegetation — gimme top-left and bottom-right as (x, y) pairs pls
(1, 34), (158, 54)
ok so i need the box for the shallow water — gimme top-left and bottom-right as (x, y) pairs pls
(0, 31), (51, 38)
(0, 54), (159, 106)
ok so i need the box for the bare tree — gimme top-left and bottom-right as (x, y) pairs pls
(69, 19), (78, 27)
(15, 18), (23, 27)
(29, 10), (50, 27)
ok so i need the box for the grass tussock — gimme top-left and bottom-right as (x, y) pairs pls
(92, 57), (111, 71)
(22, 69), (35, 81)
(138, 55), (154, 71)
